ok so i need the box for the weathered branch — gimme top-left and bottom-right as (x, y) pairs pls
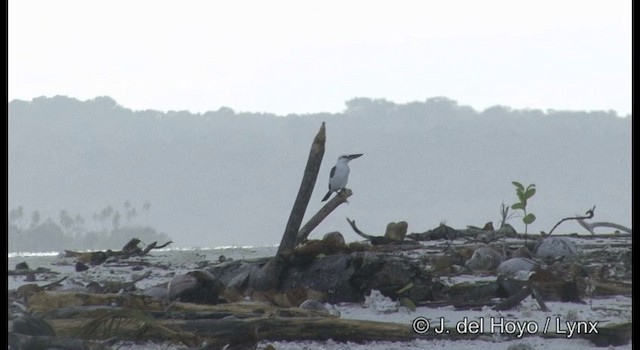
(140, 240), (172, 255)
(155, 240), (174, 249)
(547, 206), (596, 236)
(9, 333), (112, 350)
(278, 122), (326, 257)
(250, 123), (326, 292)
(345, 216), (375, 240)
(8, 269), (58, 276)
(345, 217), (416, 245)
(27, 312), (634, 348)
(43, 315), (447, 345)
(589, 279), (632, 296)
(141, 241), (158, 255)
(296, 189), (352, 244)
(42, 276), (69, 290)
(576, 219), (632, 235)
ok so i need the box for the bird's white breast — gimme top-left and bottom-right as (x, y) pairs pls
(329, 162), (350, 191)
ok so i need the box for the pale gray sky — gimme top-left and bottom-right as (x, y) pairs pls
(9, 0), (631, 116)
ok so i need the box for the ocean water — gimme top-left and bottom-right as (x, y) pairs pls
(8, 245), (279, 290)
(9, 244), (278, 263)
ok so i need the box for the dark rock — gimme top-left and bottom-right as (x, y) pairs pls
(407, 224), (459, 241)
(121, 238), (142, 254)
(534, 236), (578, 263)
(509, 246), (533, 259)
(85, 281), (105, 294)
(352, 252), (436, 302)
(102, 281), (124, 293)
(218, 255), (227, 263)
(89, 251), (108, 265)
(226, 266), (257, 294)
(281, 253), (360, 302)
(131, 265), (145, 271)
(557, 280), (585, 303)
(168, 274), (197, 299)
(208, 257), (270, 287)
(465, 246), (504, 271)
(105, 257), (119, 264)
(24, 273), (36, 282)
(196, 260), (210, 269)
(209, 251), (441, 304)
(210, 258), (272, 300)
(34, 267), (52, 274)
(446, 281), (499, 305)
(497, 258), (537, 277)
(496, 276), (527, 298)
(281, 252), (439, 303)
(497, 223), (518, 237)
(167, 270), (225, 304)
(75, 262), (89, 272)
(10, 314), (55, 336)
(15, 262), (29, 270)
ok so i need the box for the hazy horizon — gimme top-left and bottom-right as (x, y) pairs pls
(8, 95), (631, 249)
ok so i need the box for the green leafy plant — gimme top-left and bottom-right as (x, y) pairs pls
(511, 182), (536, 234)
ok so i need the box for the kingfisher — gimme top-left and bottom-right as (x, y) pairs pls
(321, 154), (363, 201)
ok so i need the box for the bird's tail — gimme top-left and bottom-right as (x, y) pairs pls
(321, 190), (332, 202)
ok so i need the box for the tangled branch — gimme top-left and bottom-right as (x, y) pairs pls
(547, 206), (596, 236)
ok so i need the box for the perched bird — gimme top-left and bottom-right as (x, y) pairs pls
(321, 154), (363, 201)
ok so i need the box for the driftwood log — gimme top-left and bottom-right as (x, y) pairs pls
(16, 291), (632, 348)
(248, 123), (328, 293)
(297, 189), (353, 243)
(346, 217), (419, 245)
(62, 238), (173, 265)
(277, 122), (326, 257)
(577, 218), (632, 235)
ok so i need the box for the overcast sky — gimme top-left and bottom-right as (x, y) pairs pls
(9, 0), (631, 116)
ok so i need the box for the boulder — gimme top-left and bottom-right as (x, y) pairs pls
(497, 258), (538, 277)
(281, 252), (438, 303)
(465, 246), (505, 272)
(534, 237), (578, 262)
(167, 270), (225, 304)
(384, 221), (408, 241)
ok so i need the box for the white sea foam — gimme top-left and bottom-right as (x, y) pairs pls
(8, 243), (281, 258)
(8, 251), (62, 258)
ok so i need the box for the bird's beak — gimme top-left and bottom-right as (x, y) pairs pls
(347, 154), (363, 160)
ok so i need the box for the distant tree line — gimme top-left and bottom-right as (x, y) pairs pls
(8, 201), (170, 252)
(7, 95), (631, 247)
